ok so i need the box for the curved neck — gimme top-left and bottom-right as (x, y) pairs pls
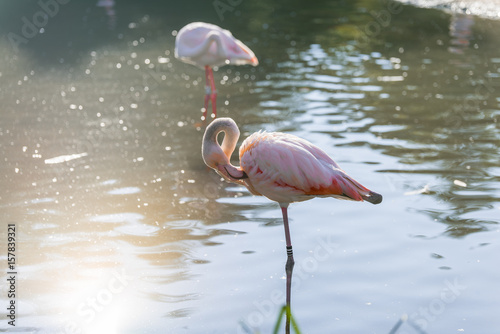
(202, 118), (249, 184)
(202, 118), (240, 165)
(191, 32), (224, 60)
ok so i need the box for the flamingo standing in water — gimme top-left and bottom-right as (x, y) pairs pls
(202, 118), (382, 311)
(175, 22), (258, 122)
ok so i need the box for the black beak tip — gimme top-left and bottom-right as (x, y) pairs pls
(365, 191), (383, 205)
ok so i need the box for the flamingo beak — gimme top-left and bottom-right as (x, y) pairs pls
(217, 164), (247, 181)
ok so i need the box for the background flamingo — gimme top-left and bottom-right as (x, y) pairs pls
(175, 22), (258, 122)
(202, 117), (382, 321)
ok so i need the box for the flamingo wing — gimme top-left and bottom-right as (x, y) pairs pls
(239, 131), (379, 204)
(174, 23), (221, 67)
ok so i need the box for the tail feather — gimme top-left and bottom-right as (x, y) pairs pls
(289, 167), (383, 205)
(362, 191), (383, 204)
(304, 177), (382, 205)
(337, 174), (383, 205)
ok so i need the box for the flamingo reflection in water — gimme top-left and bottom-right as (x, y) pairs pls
(202, 117), (382, 331)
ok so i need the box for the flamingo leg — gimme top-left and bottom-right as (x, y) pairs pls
(281, 204), (294, 317)
(208, 66), (217, 118)
(203, 66), (211, 122)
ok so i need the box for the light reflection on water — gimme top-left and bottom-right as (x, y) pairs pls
(0, 1), (499, 333)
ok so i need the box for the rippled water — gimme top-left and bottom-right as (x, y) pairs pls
(1, 1), (499, 333)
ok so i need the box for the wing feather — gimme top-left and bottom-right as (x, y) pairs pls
(240, 131), (368, 203)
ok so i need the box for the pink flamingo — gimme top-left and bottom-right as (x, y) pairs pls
(174, 22), (258, 122)
(202, 118), (382, 312)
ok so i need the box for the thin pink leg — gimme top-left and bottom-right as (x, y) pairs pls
(203, 66), (211, 122)
(208, 67), (217, 118)
(281, 203), (294, 332)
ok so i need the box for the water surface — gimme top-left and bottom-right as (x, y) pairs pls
(1, 1), (499, 333)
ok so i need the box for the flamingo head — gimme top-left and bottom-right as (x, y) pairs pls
(213, 28), (258, 67)
(225, 38), (259, 66)
(202, 118), (247, 182)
